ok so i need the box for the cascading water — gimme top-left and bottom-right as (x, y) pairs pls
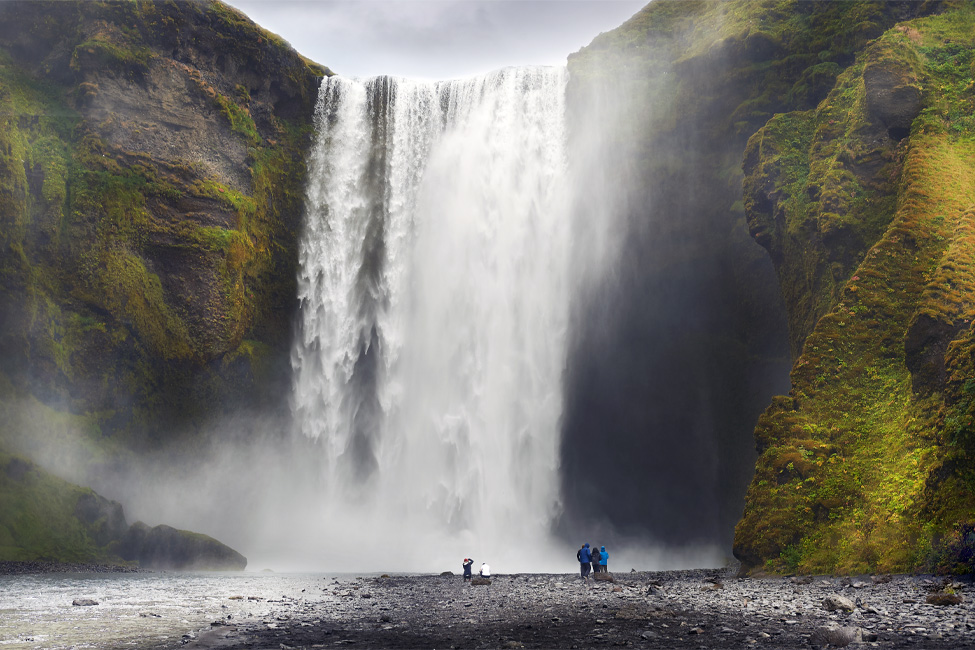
(292, 67), (573, 571)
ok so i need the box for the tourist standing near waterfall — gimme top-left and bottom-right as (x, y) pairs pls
(599, 546), (609, 573)
(577, 543), (592, 578)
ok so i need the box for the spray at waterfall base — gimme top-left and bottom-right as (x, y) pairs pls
(107, 64), (758, 573)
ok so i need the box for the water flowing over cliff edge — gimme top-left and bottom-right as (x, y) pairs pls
(291, 68), (585, 569)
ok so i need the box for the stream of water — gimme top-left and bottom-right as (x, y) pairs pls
(0, 572), (330, 650)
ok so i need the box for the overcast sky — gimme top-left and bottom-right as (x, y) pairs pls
(223, 0), (649, 80)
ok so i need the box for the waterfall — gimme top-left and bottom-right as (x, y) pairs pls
(292, 67), (572, 571)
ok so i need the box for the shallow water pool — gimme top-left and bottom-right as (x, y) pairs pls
(0, 572), (334, 649)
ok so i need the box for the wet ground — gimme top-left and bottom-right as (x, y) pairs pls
(187, 569), (975, 649)
(2, 566), (974, 649)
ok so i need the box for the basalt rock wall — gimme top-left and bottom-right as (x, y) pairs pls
(561, 0), (968, 570)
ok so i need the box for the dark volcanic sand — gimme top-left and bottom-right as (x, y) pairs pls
(185, 568), (975, 649)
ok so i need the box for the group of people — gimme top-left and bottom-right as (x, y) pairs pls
(462, 558), (489, 581)
(460, 546), (608, 582)
(576, 543), (608, 578)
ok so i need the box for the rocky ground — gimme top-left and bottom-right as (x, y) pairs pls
(0, 561), (145, 575)
(184, 568), (975, 649)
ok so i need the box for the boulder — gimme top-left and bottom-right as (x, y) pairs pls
(116, 522), (246, 571)
(822, 594), (855, 612)
(810, 625), (873, 647)
(72, 598), (99, 606)
(593, 572), (616, 583)
(470, 577), (491, 586)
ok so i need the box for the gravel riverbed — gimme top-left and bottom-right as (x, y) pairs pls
(186, 568), (975, 649)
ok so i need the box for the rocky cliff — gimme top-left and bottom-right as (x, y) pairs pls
(561, 0), (934, 553)
(0, 0), (326, 450)
(0, 0), (325, 564)
(736, 2), (975, 574)
(564, 0), (975, 573)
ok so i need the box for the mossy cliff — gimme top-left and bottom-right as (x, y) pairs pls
(563, 0), (971, 565)
(736, 2), (975, 574)
(0, 0), (326, 563)
(0, 0), (326, 452)
(0, 451), (245, 569)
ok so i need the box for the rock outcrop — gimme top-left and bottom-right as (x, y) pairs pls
(0, 452), (245, 568)
(117, 521), (246, 571)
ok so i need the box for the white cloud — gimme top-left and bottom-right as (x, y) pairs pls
(223, 0), (648, 79)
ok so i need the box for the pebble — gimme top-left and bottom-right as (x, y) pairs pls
(180, 569), (975, 649)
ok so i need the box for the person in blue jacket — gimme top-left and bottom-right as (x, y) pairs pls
(576, 543), (592, 579)
(599, 546), (608, 573)
(463, 558), (473, 581)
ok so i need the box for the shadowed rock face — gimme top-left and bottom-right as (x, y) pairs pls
(560, 0), (967, 572)
(863, 55), (922, 140)
(74, 492), (129, 548)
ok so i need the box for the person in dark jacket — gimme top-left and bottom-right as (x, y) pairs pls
(599, 545), (608, 573)
(463, 558), (473, 581)
(577, 543), (592, 579)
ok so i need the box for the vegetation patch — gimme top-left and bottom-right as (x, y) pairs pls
(736, 3), (975, 574)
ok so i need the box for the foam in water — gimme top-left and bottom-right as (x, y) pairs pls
(292, 68), (573, 571)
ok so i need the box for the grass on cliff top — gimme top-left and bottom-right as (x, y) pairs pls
(585, 0), (893, 73)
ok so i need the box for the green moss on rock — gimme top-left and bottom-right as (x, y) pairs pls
(0, 0), (324, 448)
(736, 3), (975, 575)
(0, 452), (125, 563)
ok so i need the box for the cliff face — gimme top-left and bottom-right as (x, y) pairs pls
(0, 0), (325, 563)
(736, 3), (975, 574)
(0, 0), (326, 455)
(562, 0), (961, 563)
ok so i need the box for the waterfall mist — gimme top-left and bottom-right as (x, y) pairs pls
(556, 51), (792, 557)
